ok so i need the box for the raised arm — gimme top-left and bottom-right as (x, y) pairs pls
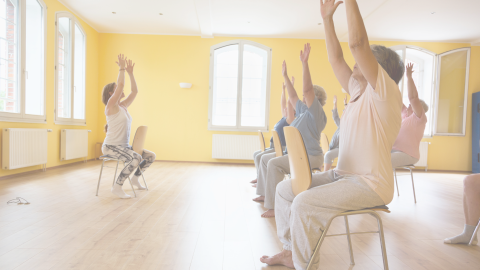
(299, 43), (316, 108)
(286, 98), (295, 124)
(282, 61), (300, 108)
(106, 54), (126, 113)
(281, 76), (295, 117)
(344, 0), (379, 88)
(332, 95), (341, 127)
(120, 59), (138, 108)
(321, 0), (352, 93)
(406, 63), (424, 117)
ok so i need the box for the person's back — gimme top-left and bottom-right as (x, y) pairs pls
(104, 105), (132, 147)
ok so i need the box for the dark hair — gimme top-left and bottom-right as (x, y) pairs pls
(370, 45), (405, 85)
(102, 82), (115, 133)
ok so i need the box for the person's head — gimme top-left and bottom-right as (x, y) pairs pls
(101, 82), (125, 106)
(313, 85), (327, 106)
(406, 99), (429, 116)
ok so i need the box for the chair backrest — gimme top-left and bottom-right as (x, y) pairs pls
(284, 126), (312, 196)
(272, 130), (283, 157)
(132, 126), (148, 155)
(320, 133), (330, 153)
(258, 131), (266, 152)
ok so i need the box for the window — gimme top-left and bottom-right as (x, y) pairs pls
(208, 40), (272, 132)
(391, 45), (470, 137)
(55, 12), (86, 125)
(0, 0), (46, 123)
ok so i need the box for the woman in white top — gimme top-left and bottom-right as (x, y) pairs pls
(101, 54), (156, 199)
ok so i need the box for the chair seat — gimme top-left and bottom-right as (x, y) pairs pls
(346, 205), (390, 213)
(395, 165), (415, 169)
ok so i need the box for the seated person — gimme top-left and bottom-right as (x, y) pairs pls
(261, 1), (403, 268)
(391, 63), (428, 168)
(444, 174), (480, 245)
(251, 79), (296, 186)
(254, 43), (327, 218)
(324, 94), (347, 171)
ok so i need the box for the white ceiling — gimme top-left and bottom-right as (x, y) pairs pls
(58, 0), (480, 44)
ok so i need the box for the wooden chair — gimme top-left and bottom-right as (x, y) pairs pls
(320, 133), (330, 154)
(393, 165), (417, 203)
(272, 130), (283, 157)
(96, 126), (150, 197)
(258, 131), (266, 152)
(284, 127), (390, 270)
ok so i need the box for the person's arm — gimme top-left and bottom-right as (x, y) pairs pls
(406, 63), (424, 117)
(282, 61), (300, 108)
(286, 98), (295, 124)
(121, 59), (138, 108)
(299, 43), (316, 108)
(344, 0), (379, 89)
(321, 0), (352, 93)
(332, 95), (341, 127)
(106, 54), (126, 114)
(281, 76), (296, 117)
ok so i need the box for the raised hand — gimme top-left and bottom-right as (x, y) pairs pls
(282, 61), (288, 78)
(126, 59), (135, 74)
(333, 95), (337, 105)
(406, 63), (415, 78)
(116, 54), (126, 69)
(292, 76), (295, 86)
(282, 82), (286, 91)
(300, 43), (311, 64)
(321, 0), (343, 20)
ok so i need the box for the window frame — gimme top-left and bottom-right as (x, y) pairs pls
(433, 48), (471, 137)
(208, 39), (272, 132)
(0, 0), (47, 124)
(54, 11), (87, 126)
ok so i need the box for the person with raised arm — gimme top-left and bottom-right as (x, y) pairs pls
(323, 94), (347, 171)
(261, 0), (404, 268)
(391, 63), (429, 167)
(254, 44), (328, 218)
(251, 78), (296, 187)
(101, 54), (156, 199)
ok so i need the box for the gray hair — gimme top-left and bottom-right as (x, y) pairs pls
(370, 45), (404, 85)
(419, 99), (429, 113)
(313, 85), (327, 106)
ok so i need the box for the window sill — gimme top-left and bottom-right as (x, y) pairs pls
(55, 121), (87, 126)
(0, 117), (47, 124)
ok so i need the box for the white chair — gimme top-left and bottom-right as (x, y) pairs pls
(284, 126), (390, 270)
(96, 126), (149, 197)
(393, 165), (417, 203)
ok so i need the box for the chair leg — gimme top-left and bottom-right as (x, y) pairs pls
(394, 169), (399, 196)
(344, 216), (355, 265)
(112, 160), (120, 187)
(409, 168), (417, 203)
(371, 211), (389, 270)
(140, 169), (149, 190)
(96, 160), (106, 196)
(306, 218), (335, 270)
(468, 218), (480, 246)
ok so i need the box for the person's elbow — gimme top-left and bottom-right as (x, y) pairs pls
(409, 95), (419, 103)
(349, 37), (369, 53)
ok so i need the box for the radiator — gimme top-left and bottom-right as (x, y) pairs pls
(61, 129), (89, 161)
(2, 128), (48, 170)
(212, 134), (260, 160)
(415, 142), (429, 171)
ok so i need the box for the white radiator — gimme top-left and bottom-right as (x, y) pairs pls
(61, 129), (89, 161)
(212, 134), (260, 160)
(415, 142), (429, 171)
(2, 128), (48, 170)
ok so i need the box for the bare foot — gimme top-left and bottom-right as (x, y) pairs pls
(253, 196), (265, 202)
(260, 249), (294, 268)
(252, 184), (257, 188)
(250, 179), (257, 183)
(261, 209), (275, 218)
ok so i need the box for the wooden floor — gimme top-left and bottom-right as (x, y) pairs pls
(0, 161), (478, 270)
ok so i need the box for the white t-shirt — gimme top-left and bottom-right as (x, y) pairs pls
(335, 64), (403, 204)
(103, 105), (132, 147)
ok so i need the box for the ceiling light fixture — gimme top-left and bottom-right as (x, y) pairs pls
(318, 23), (322, 25)
(112, 12), (116, 14)
(431, 12), (436, 15)
(159, 13), (163, 15)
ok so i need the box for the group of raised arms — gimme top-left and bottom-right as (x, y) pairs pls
(245, 0), (479, 269)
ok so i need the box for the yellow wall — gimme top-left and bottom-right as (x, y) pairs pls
(0, 0), (99, 177)
(97, 34), (479, 172)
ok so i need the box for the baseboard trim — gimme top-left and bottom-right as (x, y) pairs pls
(0, 158), (96, 180)
(155, 160), (255, 166)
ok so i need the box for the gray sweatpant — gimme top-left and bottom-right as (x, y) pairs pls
(324, 148), (339, 164)
(257, 153), (323, 209)
(391, 150), (419, 168)
(253, 148), (275, 177)
(275, 170), (385, 270)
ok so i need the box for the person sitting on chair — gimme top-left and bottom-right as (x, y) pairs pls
(101, 54), (156, 199)
(251, 79), (296, 187)
(323, 94), (347, 171)
(391, 63), (428, 168)
(254, 43), (328, 218)
(260, 0), (403, 268)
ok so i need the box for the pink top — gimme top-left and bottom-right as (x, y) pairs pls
(392, 101), (427, 160)
(335, 64), (403, 205)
